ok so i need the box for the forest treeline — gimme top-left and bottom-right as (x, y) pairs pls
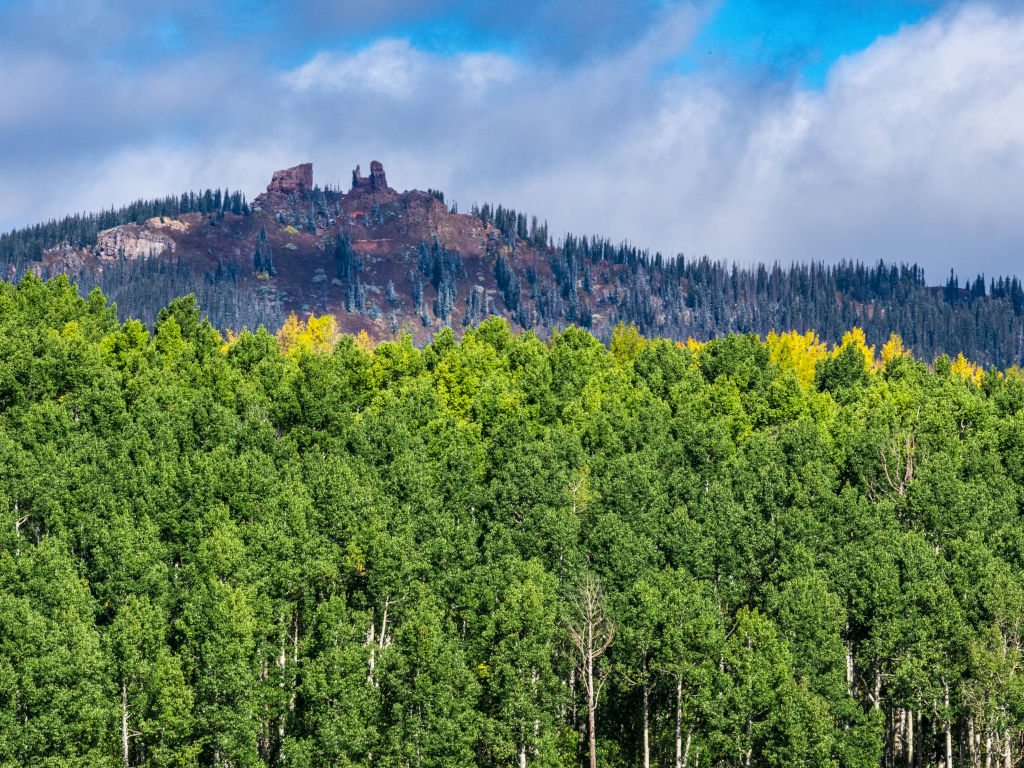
(4, 276), (1024, 768)
(4, 185), (1024, 365)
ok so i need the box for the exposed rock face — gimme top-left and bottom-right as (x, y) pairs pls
(369, 160), (387, 191)
(351, 161), (391, 193)
(146, 216), (189, 232)
(266, 163), (313, 196)
(94, 224), (175, 260)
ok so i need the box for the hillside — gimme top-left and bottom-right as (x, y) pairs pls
(3, 277), (1024, 767)
(3, 161), (1024, 366)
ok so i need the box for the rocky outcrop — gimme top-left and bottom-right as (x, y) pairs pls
(369, 160), (387, 191)
(146, 216), (190, 232)
(351, 161), (392, 193)
(94, 224), (175, 260)
(266, 163), (313, 196)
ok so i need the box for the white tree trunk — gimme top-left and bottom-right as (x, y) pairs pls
(587, 648), (597, 768)
(121, 680), (130, 768)
(944, 681), (953, 768)
(909, 708), (917, 768)
(676, 677), (683, 768)
(642, 680), (650, 768)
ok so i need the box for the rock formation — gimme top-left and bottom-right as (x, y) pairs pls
(351, 161), (391, 193)
(146, 216), (189, 232)
(94, 224), (175, 260)
(266, 163), (313, 197)
(369, 160), (387, 191)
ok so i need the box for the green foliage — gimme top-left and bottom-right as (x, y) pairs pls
(3, 277), (1024, 767)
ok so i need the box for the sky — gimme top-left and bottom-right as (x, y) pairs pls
(1, 0), (1023, 280)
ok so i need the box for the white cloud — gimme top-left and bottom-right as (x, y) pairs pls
(283, 40), (427, 98)
(4, 2), (1024, 280)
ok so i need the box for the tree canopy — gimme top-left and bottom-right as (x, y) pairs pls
(2, 277), (1023, 768)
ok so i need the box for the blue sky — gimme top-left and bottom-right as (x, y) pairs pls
(1, 0), (1023, 277)
(688, 0), (941, 85)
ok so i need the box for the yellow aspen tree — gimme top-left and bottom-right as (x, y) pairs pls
(610, 322), (646, 367)
(950, 352), (982, 385)
(354, 329), (374, 352)
(276, 313), (304, 355)
(305, 314), (339, 353)
(835, 327), (876, 372)
(879, 333), (910, 368)
(766, 330), (828, 386)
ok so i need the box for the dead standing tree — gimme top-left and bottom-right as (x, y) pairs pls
(568, 575), (615, 768)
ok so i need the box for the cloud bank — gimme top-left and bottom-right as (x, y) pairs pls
(1, 1), (1023, 279)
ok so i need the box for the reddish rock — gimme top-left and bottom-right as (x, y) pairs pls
(267, 163), (313, 196)
(369, 160), (388, 191)
(351, 161), (391, 193)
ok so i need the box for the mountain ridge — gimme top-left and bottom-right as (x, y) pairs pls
(4, 161), (1024, 367)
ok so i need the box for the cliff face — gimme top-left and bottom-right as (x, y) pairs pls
(267, 163), (313, 196)
(27, 160), (1017, 367)
(95, 223), (177, 260)
(41, 161), (585, 341)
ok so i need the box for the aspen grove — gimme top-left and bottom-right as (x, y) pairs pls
(3, 275), (1024, 768)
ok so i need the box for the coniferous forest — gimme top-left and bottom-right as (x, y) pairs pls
(6, 275), (1024, 768)
(4, 182), (1024, 368)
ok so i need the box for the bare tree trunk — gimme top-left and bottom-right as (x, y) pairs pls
(567, 577), (614, 768)
(907, 709), (913, 768)
(921, 708), (929, 768)
(642, 678), (650, 768)
(589, 651), (598, 768)
(676, 677), (683, 768)
(893, 708), (904, 768)
(587, 649), (597, 768)
(278, 624), (287, 738)
(291, 613), (299, 713)
(944, 681), (954, 768)
(987, 730), (994, 768)
(121, 680), (130, 768)
(845, 629), (854, 696)
(1004, 733), (1011, 768)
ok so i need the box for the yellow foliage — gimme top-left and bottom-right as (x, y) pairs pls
(679, 337), (705, 353)
(277, 313), (304, 353)
(610, 322), (646, 366)
(281, 225), (300, 235)
(950, 353), (982, 385)
(879, 333), (910, 367)
(766, 330), (827, 386)
(354, 329), (375, 352)
(276, 312), (339, 356)
(835, 327), (875, 372)
(306, 314), (339, 352)
(220, 328), (240, 353)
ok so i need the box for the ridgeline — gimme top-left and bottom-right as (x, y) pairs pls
(2, 161), (1024, 366)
